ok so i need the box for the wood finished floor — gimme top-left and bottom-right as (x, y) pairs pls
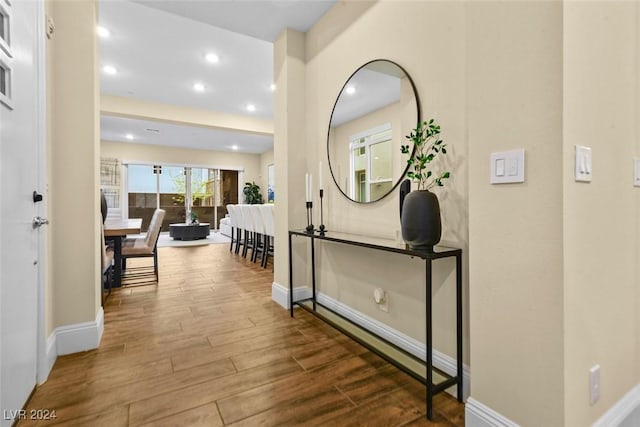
(20, 244), (464, 426)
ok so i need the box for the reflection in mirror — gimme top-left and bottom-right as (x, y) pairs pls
(327, 60), (419, 203)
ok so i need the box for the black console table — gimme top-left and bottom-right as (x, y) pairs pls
(288, 229), (463, 420)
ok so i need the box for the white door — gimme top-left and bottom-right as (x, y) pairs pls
(0, 0), (45, 424)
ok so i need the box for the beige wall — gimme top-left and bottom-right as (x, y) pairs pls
(467, 2), (565, 425)
(563, 2), (639, 425)
(101, 141), (262, 187)
(295, 1), (640, 425)
(47, 0), (101, 333)
(283, 0), (470, 370)
(273, 29), (308, 289)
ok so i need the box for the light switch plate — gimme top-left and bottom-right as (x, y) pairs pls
(634, 159), (640, 187)
(490, 149), (525, 184)
(575, 145), (592, 182)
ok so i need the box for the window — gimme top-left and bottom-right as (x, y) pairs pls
(0, 3), (11, 56)
(126, 163), (239, 231)
(0, 65), (5, 96)
(0, 60), (10, 108)
(0, 12), (5, 43)
(349, 124), (393, 203)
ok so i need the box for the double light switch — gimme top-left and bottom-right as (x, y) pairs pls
(490, 149), (525, 184)
(575, 145), (592, 182)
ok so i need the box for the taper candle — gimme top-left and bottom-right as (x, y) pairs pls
(305, 173), (309, 202)
(319, 161), (323, 190)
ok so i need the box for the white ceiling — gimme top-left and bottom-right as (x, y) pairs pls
(99, 0), (335, 154)
(133, 0), (337, 43)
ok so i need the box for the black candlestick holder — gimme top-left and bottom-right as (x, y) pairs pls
(318, 189), (326, 234)
(305, 201), (314, 233)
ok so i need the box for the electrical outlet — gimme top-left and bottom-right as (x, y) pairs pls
(590, 365), (600, 405)
(379, 295), (389, 312)
(373, 288), (389, 312)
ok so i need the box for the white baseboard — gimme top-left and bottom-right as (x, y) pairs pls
(465, 397), (519, 427)
(594, 383), (640, 427)
(467, 384), (640, 427)
(271, 283), (469, 399)
(41, 332), (57, 382)
(54, 307), (104, 356)
(271, 282), (312, 309)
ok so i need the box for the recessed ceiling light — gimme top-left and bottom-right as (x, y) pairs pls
(193, 83), (205, 92)
(270, 83), (276, 92)
(205, 53), (219, 63)
(97, 26), (110, 38)
(231, 145), (238, 151)
(345, 86), (356, 95)
(125, 133), (134, 140)
(246, 104), (256, 112)
(103, 65), (117, 75)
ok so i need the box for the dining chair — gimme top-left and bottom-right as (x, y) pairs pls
(234, 204), (247, 255)
(121, 208), (166, 283)
(227, 204), (242, 254)
(258, 204), (274, 269)
(101, 222), (114, 305)
(249, 204), (266, 263)
(239, 205), (256, 259)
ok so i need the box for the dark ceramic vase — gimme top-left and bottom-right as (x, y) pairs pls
(401, 190), (441, 252)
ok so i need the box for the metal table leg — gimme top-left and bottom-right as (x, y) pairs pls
(289, 232), (294, 317)
(426, 259), (433, 419)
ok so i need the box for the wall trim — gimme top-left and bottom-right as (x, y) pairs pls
(271, 283), (469, 399)
(593, 383), (640, 427)
(465, 397), (519, 427)
(54, 307), (104, 356)
(271, 282), (312, 309)
(39, 332), (57, 384)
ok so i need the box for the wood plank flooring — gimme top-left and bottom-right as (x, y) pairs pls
(20, 244), (464, 426)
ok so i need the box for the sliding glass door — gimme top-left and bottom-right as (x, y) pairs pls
(189, 167), (216, 227)
(127, 164), (158, 232)
(127, 163), (239, 231)
(158, 165), (187, 230)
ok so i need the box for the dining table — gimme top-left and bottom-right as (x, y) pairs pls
(104, 218), (143, 288)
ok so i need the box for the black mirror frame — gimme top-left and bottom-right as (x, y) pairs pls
(326, 59), (421, 204)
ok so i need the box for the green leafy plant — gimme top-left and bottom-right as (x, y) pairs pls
(170, 172), (213, 205)
(189, 211), (199, 224)
(243, 181), (263, 204)
(401, 119), (451, 191)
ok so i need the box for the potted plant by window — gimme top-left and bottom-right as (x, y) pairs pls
(243, 181), (263, 204)
(400, 119), (451, 252)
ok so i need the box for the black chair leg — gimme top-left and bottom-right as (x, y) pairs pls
(229, 226), (234, 252)
(252, 234), (261, 263)
(154, 251), (158, 277)
(242, 231), (249, 258)
(261, 236), (269, 268)
(235, 228), (242, 254)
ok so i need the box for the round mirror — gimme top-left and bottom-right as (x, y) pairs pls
(327, 59), (420, 203)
